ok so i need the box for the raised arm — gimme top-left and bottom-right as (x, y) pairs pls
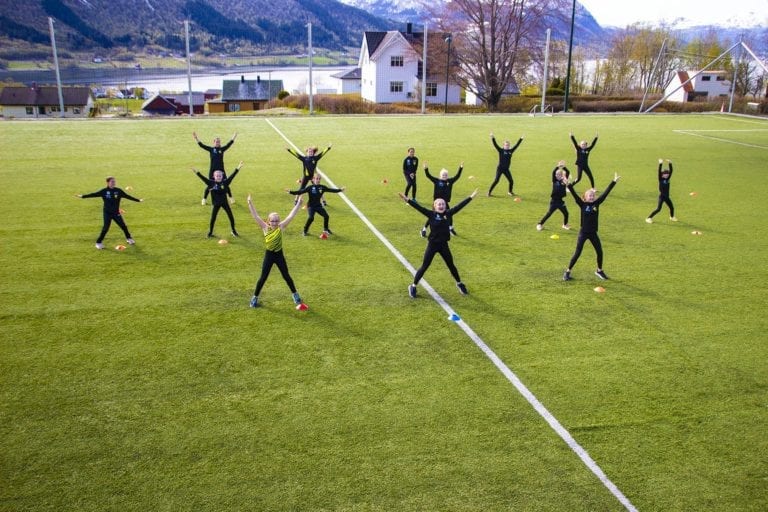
(447, 189), (479, 216)
(316, 144), (332, 159)
(451, 163), (464, 182)
(424, 164), (437, 183)
(225, 161), (244, 184)
(246, 194), (268, 230)
(286, 147), (303, 160)
(192, 168), (209, 184)
(280, 197), (303, 229)
(491, 134), (502, 151)
(511, 136), (524, 152)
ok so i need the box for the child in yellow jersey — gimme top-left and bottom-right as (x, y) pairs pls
(247, 194), (306, 309)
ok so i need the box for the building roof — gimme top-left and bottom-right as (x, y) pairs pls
(331, 67), (361, 80)
(0, 86), (92, 106)
(164, 92), (206, 107)
(676, 71), (694, 93)
(141, 94), (178, 111)
(222, 77), (284, 101)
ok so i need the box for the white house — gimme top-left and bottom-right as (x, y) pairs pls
(0, 85), (94, 118)
(359, 24), (461, 105)
(664, 70), (731, 103)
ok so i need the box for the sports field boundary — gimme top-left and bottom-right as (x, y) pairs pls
(265, 118), (639, 511)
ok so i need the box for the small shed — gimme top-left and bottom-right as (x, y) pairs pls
(331, 67), (362, 95)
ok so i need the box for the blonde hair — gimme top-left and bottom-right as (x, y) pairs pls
(267, 212), (280, 223)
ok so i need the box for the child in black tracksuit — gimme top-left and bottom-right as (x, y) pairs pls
(194, 132), (237, 204)
(192, 161), (243, 238)
(563, 173), (621, 281)
(423, 163), (463, 236)
(646, 159), (676, 223)
(287, 144), (332, 189)
(570, 132), (598, 187)
(537, 161), (571, 231)
(399, 189), (478, 297)
(77, 176), (143, 249)
(488, 133), (523, 196)
(288, 175), (346, 236)
(403, 147), (419, 199)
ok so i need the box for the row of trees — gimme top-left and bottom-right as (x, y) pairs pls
(423, 0), (767, 111)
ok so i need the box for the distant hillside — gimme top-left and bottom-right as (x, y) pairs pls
(0, 0), (396, 53)
(338, 0), (608, 46)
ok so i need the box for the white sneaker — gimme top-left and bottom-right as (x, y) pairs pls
(536, 224), (543, 231)
(229, 197), (236, 205)
(126, 238), (135, 245)
(201, 198), (207, 205)
(645, 218), (653, 224)
(670, 216), (678, 222)
(562, 224), (570, 230)
(95, 243), (104, 250)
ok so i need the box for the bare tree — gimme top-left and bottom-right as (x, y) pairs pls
(428, 0), (569, 111)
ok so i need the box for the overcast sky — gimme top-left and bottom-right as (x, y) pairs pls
(578, 0), (768, 28)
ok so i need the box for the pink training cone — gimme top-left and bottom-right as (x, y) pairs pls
(296, 303), (309, 311)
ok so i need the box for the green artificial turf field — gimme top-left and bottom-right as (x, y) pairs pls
(1, 113), (766, 511)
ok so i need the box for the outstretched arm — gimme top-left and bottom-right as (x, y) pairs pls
(246, 194), (268, 230)
(451, 163), (464, 182)
(192, 168), (209, 184)
(286, 147), (303, 160)
(448, 188), (478, 216)
(280, 197), (303, 229)
(225, 161), (244, 184)
(424, 163), (437, 183)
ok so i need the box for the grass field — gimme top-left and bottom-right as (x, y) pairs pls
(1, 112), (767, 511)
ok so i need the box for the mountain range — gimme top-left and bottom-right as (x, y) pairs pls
(0, 0), (763, 56)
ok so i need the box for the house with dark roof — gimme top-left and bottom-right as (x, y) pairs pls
(206, 76), (284, 113)
(141, 92), (206, 115)
(359, 24), (459, 105)
(0, 85), (94, 118)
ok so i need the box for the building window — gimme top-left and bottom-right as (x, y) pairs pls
(25, 107), (33, 115)
(390, 81), (404, 93)
(228, 103), (241, 112)
(391, 56), (404, 67)
(73, 108), (80, 114)
(701, 76), (711, 81)
(426, 83), (438, 97)
(716, 75), (725, 81)
(51, 105), (60, 112)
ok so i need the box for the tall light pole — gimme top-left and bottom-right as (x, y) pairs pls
(48, 17), (64, 118)
(307, 22), (314, 115)
(444, 34), (452, 114)
(563, 0), (576, 112)
(184, 20), (193, 116)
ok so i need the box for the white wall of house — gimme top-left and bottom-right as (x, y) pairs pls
(336, 79), (361, 95)
(694, 72), (731, 97)
(665, 71), (731, 103)
(1, 103), (91, 118)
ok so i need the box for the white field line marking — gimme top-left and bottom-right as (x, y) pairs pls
(673, 129), (768, 149)
(265, 118), (638, 512)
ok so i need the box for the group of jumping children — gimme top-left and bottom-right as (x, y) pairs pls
(77, 129), (676, 308)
